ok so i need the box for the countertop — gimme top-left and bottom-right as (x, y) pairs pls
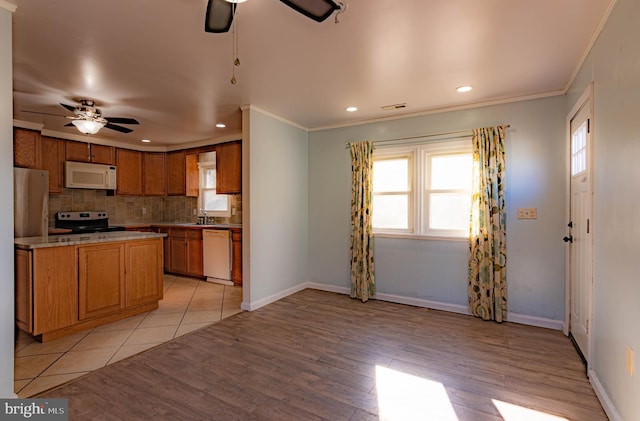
(15, 231), (166, 250)
(124, 223), (243, 230)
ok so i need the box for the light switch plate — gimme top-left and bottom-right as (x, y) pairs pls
(627, 346), (635, 376)
(517, 208), (537, 219)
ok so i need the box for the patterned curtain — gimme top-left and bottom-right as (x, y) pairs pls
(350, 141), (375, 302)
(468, 126), (507, 322)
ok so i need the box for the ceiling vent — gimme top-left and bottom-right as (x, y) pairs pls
(381, 103), (407, 111)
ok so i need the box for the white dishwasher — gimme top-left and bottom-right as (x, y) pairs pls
(203, 229), (232, 285)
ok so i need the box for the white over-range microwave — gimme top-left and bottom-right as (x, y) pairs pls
(65, 161), (117, 190)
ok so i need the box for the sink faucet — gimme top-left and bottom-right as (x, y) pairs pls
(198, 209), (207, 225)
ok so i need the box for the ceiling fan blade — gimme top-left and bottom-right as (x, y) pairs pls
(105, 122), (133, 133)
(279, 0), (341, 22)
(60, 103), (77, 113)
(105, 117), (139, 125)
(20, 110), (67, 117)
(204, 0), (235, 33)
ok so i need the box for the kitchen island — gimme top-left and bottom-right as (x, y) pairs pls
(15, 231), (165, 342)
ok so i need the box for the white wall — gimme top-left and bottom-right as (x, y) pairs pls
(244, 107), (309, 307)
(567, 0), (640, 419)
(309, 97), (567, 324)
(0, 1), (16, 399)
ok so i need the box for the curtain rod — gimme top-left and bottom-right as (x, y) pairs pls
(345, 124), (510, 149)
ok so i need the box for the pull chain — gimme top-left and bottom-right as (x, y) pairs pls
(230, 4), (240, 85)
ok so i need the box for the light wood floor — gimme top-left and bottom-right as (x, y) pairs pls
(39, 289), (607, 420)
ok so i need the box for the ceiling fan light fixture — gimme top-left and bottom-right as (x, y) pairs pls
(224, 0), (247, 3)
(72, 119), (104, 134)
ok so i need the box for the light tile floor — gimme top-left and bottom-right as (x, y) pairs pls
(14, 275), (243, 397)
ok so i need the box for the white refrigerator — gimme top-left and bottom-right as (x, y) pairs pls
(14, 167), (49, 238)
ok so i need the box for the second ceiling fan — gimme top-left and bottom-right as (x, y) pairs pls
(205, 0), (344, 33)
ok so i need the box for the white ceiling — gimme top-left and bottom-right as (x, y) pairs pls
(11, 0), (613, 147)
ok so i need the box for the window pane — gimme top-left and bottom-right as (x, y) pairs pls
(203, 190), (228, 211)
(428, 193), (470, 231)
(373, 159), (409, 192)
(571, 122), (587, 176)
(430, 154), (472, 190)
(373, 195), (408, 229)
(204, 168), (216, 188)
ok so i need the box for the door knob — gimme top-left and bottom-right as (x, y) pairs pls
(563, 235), (573, 243)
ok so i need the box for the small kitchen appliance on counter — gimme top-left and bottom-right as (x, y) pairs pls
(55, 211), (126, 234)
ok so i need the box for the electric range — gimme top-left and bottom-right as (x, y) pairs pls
(55, 211), (126, 234)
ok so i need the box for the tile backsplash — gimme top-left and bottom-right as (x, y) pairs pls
(48, 189), (242, 227)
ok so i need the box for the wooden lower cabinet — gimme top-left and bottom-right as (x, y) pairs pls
(169, 228), (203, 277)
(15, 237), (164, 342)
(15, 246), (78, 335)
(78, 243), (126, 320)
(125, 240), (163, 307)
(231, 229), (242, 286)
(159, 226), (241, 284)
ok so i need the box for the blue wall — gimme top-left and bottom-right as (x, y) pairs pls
(309, 97), (567, 324)
(567, 0), (640, 418)
(245, 107), (309, 305)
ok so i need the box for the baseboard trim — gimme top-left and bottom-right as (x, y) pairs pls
(506, 312), (564, 330)
(240, 283), (308, 311)
(589, 369), (623, 421)
(305, 283), (563, 330)
(243, 282), (563, 331)
(376, 292), (471, 315)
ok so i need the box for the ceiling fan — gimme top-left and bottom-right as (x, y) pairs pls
(23, 99), (140, 135)
(205, 0), (344, 33)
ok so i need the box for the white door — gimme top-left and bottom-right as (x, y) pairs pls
(567, 94), (592, 361)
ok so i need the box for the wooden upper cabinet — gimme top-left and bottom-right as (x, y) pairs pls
(14, 128), (41, 168)
(166, 150), (186, 196)
(216, 141), (241, 194)
(40, 136), (65, 194)
(66, 141), (115, 165)
(65, 140), (91, 162)
(116, 149), (143, 195)
(90, 144), (116, 165)
(185, 154), (199, 197)
(143, 152), (167, 196)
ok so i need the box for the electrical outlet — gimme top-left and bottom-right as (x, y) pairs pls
(193, 208), (197, 216)
(626, 346), (635, 376)
(231, 207), (237, 216)
(517, 208), (537, 219)
(142, 207), (147, 215)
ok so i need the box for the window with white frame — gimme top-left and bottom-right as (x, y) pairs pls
(198, 153), (230, 217)
(372, 140), (472, 238)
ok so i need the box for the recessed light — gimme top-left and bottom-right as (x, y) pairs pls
(216, 123), (226, 128)
(345, 106), (358, 112)
(141, 139), (151, 143)
(456, 85), (473, 93)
